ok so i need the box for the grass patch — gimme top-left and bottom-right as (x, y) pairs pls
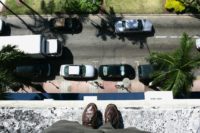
(103, 0), (164, 14)
(3, 0), (44, 15)
(2, 0), (100, 15)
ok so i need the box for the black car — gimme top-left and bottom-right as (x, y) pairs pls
(49, 17), (82, 34)
(99, 64), (135, 80)
(13, 63), (51, 81)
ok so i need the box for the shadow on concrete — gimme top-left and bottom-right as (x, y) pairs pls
(10, 46), (73, 93)
(0, 1), (36, 33)
(118, 110), (124, 129)
(47, 47), (74, 76)
(0, 23), (11, 36)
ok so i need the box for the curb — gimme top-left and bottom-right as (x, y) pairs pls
(2, 13), (200, 18)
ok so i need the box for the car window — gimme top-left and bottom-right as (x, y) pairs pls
(137, 20), (143, 30)
(103, 66), (108, 76)
(81, 66), (86, 76)
(120, 66), (125, 76)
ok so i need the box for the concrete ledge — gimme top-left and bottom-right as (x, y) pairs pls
(1, 100), (200, 133)
(1, 99), (200, 108)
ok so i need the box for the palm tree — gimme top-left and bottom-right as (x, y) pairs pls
(148, 33), (200, 97)
(0, 45), (27, 93)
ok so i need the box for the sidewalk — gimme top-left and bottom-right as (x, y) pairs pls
(17, 76), (200, 93)
(0, 0), (6, 12)
(17, 76), (145, 93)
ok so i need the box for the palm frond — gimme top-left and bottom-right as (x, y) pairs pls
(148, 33), (198, 97)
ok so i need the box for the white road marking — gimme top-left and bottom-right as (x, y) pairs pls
(169, 36), (181, 38)
(155, 36), (167, 38)
(155, 35), (199, 39)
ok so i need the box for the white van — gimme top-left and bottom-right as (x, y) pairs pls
(0, 35), (62, 58)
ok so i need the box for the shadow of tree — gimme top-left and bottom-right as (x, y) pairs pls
(90, 7), (120, 41)
(17, 0), (67, 45)
(90, 7), (155, 51)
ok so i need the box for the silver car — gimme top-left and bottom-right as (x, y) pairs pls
(115, 19), (153, 34)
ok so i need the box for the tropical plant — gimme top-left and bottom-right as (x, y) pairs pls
(59, 0), (101, 13)
(165, 0), (186, 13)
(178, 0), (200, 13)
(0, 45), (27, 93)
(148, 33), (200, 97)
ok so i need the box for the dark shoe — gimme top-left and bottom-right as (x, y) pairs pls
(104, 104), (120, 129)
(82, 103), (100, 129)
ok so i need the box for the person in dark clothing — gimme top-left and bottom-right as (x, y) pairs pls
(43, 103), (150, 133)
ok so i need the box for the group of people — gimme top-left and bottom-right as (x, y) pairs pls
(43, 103), (149, 133)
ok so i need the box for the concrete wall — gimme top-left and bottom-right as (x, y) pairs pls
(1, 99), (200, 133)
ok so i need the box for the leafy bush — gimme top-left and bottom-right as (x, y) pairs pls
(165, 0), (185, 13)
(58, 0), (101, 13)
(178, 0), (200, 13)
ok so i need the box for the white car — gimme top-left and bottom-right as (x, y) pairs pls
(60, 65), (95, 79)
(115, 19), (153, 34)
(196, 38), (200, 50)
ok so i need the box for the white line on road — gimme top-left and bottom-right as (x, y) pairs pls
(155, 35), (199, 39)
(169, 36), (181, 38)
(155, 36), (167, 38)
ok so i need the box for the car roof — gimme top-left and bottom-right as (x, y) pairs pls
(68, 66), (81, 75)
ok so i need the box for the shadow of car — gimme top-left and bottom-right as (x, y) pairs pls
(60, 64), (96, 80)
(99, 64), (135, 81)
(49, 17), (82, 34)
(13, 63), (51, 81)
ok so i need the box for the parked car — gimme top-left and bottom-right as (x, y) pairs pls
(49, 17), (82, 34)
(13, 63), (51, 80)
(196, 38), (200, 51)
(115, 19), (153, 34)
(60, 65), (95, 79)
(99, 64), (135, 80)
(138, 64), (154, 84)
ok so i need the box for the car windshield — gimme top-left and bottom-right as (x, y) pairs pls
(137, 19), (143, 30)
(81, 66), (86, 76)
(120, 66), (125, 76)
(66, 19), (73, 28)
(64, 66), (69, 75)
(122, 21), (126, 28)
(103, 66), (108, 76)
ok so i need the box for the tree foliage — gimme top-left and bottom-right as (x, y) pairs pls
(178, 0), (200, 13)
(59, 0), (101, 13)
(0, 45), (27, 93)
(165, 0), (186, 13)
(148, 33), (200, 97)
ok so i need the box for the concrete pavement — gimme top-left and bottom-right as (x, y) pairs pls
(17, 76), (146, 93)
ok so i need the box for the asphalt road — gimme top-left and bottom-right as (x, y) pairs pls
(1, 14), (200, 68)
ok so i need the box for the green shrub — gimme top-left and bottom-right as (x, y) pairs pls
(165, 0), (185, 13)
(59, 0), (101, 13)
